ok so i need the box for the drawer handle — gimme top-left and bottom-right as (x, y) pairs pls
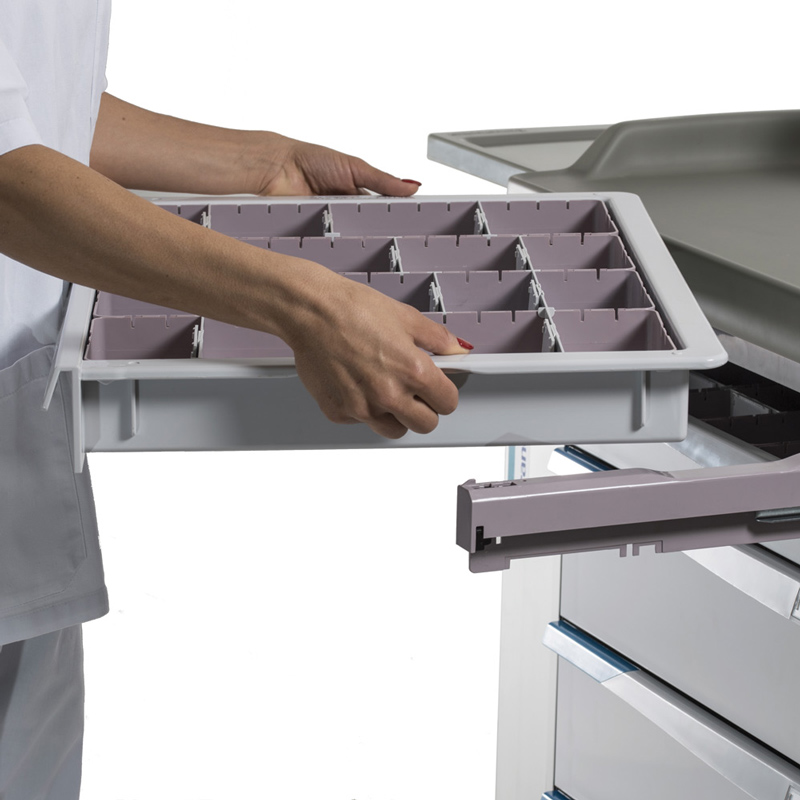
(544, 621), (800, 800)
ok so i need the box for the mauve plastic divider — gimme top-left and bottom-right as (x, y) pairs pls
(521, 233), (633, 270)
(159, 204), (208, 225)
(481, 198), (617, 235)
(208, 202), (329, 238)
(199, 318), (293, 359)
(361, 272), (437, 311)
(327, 200), (481, 237)
(86, 316), (198, 360)
(94, 292), (192, 319)
(396, 235), (521, 273)
(435, 271), (536, 313)
(553, 308), (675, 352)
(426, 310), (550, 354)
(267, 236), (395, 273)
(536, 269), (654, 311)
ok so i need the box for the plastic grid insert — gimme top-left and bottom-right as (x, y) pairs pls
(85, 198), (676, 361)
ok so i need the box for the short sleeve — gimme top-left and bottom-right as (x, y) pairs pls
(0, 33), (43, 156)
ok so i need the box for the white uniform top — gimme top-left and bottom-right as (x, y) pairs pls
(0, 0), (111, 370)
(0, 2), (111, 644)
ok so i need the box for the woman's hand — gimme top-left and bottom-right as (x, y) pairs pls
(280, 264), (467, 439)
(246, 132), (421, 198)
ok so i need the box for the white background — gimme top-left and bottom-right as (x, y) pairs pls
(81, 2), (798, 799)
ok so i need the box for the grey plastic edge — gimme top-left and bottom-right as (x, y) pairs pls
(547, 622), (800, 800)
(427, 126), (608, 186)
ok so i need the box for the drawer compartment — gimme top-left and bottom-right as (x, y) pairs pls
(561, 545), (800, 764)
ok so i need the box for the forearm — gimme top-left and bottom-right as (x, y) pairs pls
(0, 144), (319, 337)
(89, 93), (279, 195)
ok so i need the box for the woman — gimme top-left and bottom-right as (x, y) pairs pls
(0, 2), (468, 796)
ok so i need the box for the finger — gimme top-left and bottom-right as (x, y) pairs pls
(387, 394), (444, 436)
(413, 315), (473, 356)
(367, 412), (409, 440)
(349, 158), (422, 197)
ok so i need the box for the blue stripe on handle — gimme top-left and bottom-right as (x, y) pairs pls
(547, 620), (638, 676)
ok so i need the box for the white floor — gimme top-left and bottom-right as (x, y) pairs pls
(81, 447), (504, 800)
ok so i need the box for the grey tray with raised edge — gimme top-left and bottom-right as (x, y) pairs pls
(47, 193), (725, 471)
(429, 111), (800, 371)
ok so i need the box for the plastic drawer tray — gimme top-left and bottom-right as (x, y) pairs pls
(48, 193), (725, 470)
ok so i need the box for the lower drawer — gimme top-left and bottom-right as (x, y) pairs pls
(561, 545), (800, 763)
(546, 624), (800, 800)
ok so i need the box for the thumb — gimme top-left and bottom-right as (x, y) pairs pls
(350, 158), (422, 197)
(414, 315), (473, 355)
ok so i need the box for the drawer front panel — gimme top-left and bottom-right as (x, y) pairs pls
(561, 546), (800, 762)
(555, 660), (756, 800)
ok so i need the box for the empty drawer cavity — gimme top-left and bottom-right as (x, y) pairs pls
(397, 235), (522, 272)
(199, 318), (293, 359)
(267, 236), (395, 273)
(436, 271), (536, 313)
(554, 309), (674, 352)
(426, 310), (554, 354)
(86, 316), (198, 360)
(521, 233), (633, 270)
(329, 201), (481, 236)
(481, 199), (616, 234)
(537, 270), (653, 310)
(207, 203), (327, 237)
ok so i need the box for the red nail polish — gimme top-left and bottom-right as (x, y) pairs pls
(457, 337), (474, 351)
(401, 179), (422, 185)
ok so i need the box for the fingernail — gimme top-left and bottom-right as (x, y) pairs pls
(401, 179), (422, 186)
(456, 337), (474, 351)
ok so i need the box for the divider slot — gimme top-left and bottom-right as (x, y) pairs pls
(85, 316), (199, 360)
(520, 233), (633, 270)
(207, 202), (328, 237)
(199, 318), (293, 359)
(424, 310), (548, 354)
(553, 308), (674, 352)
(481, 199), (617, 234)
(397, 235), (522, 272)
(328, 201), (480, 236)
(267, 236), (395, 273)
(536, 269), (654, 311)
(436, 271), (536, 313)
